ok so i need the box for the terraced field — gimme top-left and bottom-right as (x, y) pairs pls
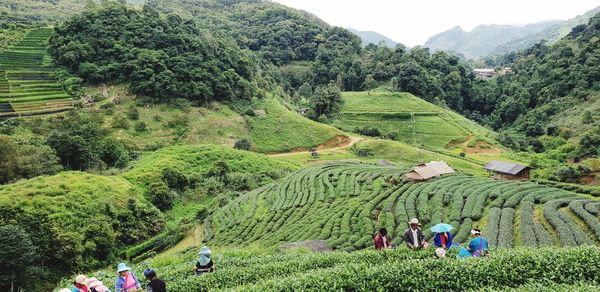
(0, 27), (73, 118)
(332, 92), (494, 148)
(206, 162), (600, 250)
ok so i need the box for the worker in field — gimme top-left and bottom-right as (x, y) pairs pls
(85, 277), (111, 292)
(143, 268), (167, 292)
(374, 227), (393, 250)
(467, 229), (489, 257)
(194, 246), (216, 275)
(115, 262), (141, 292)
(404, 218), (429, 249)
(433, 232), (453, 249)
(71, 275), (90, 292)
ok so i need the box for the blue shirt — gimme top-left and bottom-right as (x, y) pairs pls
(468, 236), (489, 253)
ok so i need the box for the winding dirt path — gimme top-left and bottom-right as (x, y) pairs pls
(267, 136), (363, 157)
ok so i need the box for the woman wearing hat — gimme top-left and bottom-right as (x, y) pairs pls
(85, 277), (111, 292)
(194, 246), (216, 275)
(115, 263), (141, 292)
(72, 275), (90, 292)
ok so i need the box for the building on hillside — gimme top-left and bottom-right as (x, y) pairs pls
(297, 108), (309, 115)
(474, 68), (495, 79)
(405, 161), (455, 181)
(484, 160), (531, 180)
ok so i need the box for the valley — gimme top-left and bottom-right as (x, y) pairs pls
(0, 1), (599, 291)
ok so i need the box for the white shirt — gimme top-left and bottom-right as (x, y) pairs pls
(412, 229), (419, 247)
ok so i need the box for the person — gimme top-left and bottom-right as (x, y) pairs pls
(72, 275), (90, 292)
(404, 218), (429, 249)
(373, 227), (392, 250)
(467, 229), (489, 257)
(433, 231), (453, 249)
(143, 268), (166, 292)
(194, 246), (215, 275)
(86, 277), (111, 292)
(115, 263), (141, 292)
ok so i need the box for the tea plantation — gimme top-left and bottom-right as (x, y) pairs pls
(0, 27), (73, 118)
(207, 162), (600, 249)
(333, 92), (494, 148)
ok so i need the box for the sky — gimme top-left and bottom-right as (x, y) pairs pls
(273, 0), (600, 46)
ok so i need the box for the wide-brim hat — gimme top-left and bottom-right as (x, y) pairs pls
(75, 274), (88, 284)
(88, 280), (104, 288)
(409, 218), (421, 225)
(199, 246), (212, 255)
(117, 262), (131, 273)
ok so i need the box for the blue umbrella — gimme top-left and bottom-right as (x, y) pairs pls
(430, 223), (453, 233)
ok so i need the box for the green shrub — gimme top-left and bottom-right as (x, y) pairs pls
(127, 107), (140, 120)
(149, 182), (175, 211)
(134, 121), (148, 132)
(234, 138), (252, 151)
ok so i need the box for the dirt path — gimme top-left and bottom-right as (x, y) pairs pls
(161, 224), (204, 256)
(268, 136), (363, 157)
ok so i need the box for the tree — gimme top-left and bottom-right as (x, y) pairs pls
(149, 182), (175, 211)
(0, 135), (18, 184)
(363, 74), (376, 94)
(582, 110), (593, 124)
(309, 82), (343, 119)
(298, 82), (313, 98)
(0, 225), (37, 291)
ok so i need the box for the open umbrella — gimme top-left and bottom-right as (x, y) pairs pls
(430, 223), (453, 233)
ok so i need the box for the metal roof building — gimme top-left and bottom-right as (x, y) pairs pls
(484, 160), (531, 180)
(405, 161), (455, 181)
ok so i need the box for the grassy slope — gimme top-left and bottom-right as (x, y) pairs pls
(247, 96), (344, 153)
(87, 86), (343, 154)
(333, 91), (494, 148)
(124, 144), (299, 191)
(0, 171), (152, 228)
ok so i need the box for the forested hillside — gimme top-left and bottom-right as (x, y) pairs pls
(1, 1), (600, 291)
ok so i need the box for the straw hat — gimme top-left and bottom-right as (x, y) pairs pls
(75, 274), (88, 284)
(409, 218), (421, 225)
(59, 289), (71, 292)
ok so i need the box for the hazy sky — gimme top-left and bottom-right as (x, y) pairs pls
(273, 0), (600, 46)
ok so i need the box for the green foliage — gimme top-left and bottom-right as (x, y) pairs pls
(149, 182), (175, 211)
(48, 4), (257, 104)
(234, 138), (252, 151)
(0, 134), (62, 184)
(0, 172), (163, 289)
(246, 97), (343, 153)
(308, 82), (343, 119)
(123, 144), (296, 191)
(0, 224), (36, 291)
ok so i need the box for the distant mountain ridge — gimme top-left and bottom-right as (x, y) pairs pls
(424, 5), (600, 59)
(424, 21), (560, 59)
(491, 5), (600, 55)
(348, 28), (398, 47)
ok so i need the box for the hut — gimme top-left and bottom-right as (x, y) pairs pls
(484, 160), (531, 180)
(405, 161), (455, 181)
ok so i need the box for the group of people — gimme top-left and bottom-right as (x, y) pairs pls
(374, 218), (489, 258)
(60, 246), (215, 292)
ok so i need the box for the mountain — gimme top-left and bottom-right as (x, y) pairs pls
(348, 28), (398, 47)
(491, 5), (600, 55)
(424, 21), (560, 59)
